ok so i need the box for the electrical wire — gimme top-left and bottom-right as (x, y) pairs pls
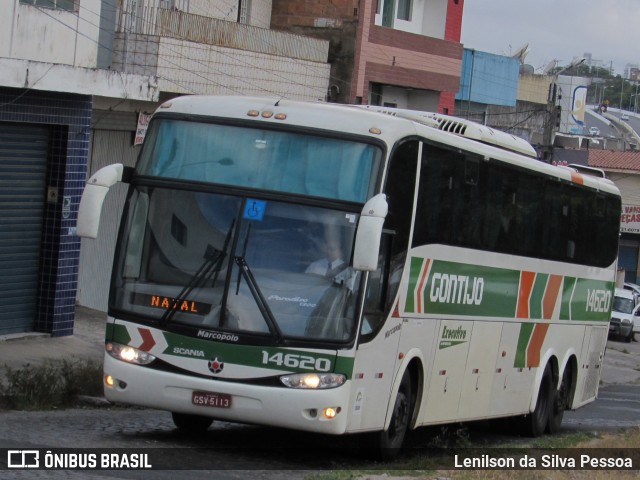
(0, 64), (55, 109)
(29, 1), (331, 99)
(18, 0), (555, 132)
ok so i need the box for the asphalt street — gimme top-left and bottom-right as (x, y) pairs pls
(1, 307), (640, 478)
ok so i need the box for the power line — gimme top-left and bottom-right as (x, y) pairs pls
(30, 2), (331, 100)
(0, 64), (55, 109)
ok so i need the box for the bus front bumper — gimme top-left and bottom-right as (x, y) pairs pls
(103, 353), (351, 435)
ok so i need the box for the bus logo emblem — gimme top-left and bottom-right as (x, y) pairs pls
(208, 357), (224, 374)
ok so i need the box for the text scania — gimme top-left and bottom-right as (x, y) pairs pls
(172, 347), (205, 357)
(430, 273), (484, 305)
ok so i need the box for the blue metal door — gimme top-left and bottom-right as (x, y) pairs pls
(0, 124), (49, 334)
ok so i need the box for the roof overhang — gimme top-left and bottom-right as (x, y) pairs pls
(0, 58), (159, 102)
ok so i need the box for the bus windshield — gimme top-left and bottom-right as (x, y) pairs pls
(111, 186), (362, 343)
(136, 118), (381, 203)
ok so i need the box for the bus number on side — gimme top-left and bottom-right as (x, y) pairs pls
(586, 289), (611, 313)
(261, 351), (332, 372)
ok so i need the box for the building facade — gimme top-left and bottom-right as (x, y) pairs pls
(589, 150), (640, 284)
(453, 50), (557, 155)
(271, 0), (464, 112)
(0, 0), (333, 334)
(0, 0), (158, 336)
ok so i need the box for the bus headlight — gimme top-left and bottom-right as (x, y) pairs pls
(279, 373), (346, 389)
(106, 342), (156, 365)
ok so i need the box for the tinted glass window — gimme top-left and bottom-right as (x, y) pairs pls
(413, 142), (620, 267)
(137, 119), (381, 203)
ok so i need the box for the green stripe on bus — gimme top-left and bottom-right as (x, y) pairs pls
(405, 256), (425, 313)
(160, 331), (354, 377)
(405, 256), (613, 322)
(560, 278), (614, 322)
(109, 323), (131, 345)
(334, 355), (356, 378)
(560, 276), (577, 320)
(418, 259), (520, 317)
(515, 323), (535, 368)
(529, 273), (549, 319)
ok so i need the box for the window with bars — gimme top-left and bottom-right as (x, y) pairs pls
(239, 0), (250, 24)
(20, 0), (77, 12)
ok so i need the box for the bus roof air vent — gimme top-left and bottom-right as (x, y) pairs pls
(355, 105), (538, 159)
(427, 113), (538, 158)
(354, 105), (440, 128)
(434, 116), (468, 136)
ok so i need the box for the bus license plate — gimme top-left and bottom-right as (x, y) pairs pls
(192, 391), (232, 408)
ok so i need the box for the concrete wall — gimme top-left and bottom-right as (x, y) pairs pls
(112, 32), (330, 101)
(1, 0), (101, 68)
(518, 73), (551, 105)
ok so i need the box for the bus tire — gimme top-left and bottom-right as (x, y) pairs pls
(523, 363), (553, 437)
(378, 371), (413, 460)
(547, 365), (571, 434)
(171, 412), (214, 432)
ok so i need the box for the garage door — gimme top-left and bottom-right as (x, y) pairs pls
(620, 244), (639, 284)
(0, 124), (49, 334)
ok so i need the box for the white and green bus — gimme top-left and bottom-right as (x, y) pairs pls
(78, 96), (621, 456)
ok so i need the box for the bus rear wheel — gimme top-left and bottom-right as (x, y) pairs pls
(377, 371), (413, 460)
(523, 363), (553, 437)
(547, 365), (571, 434)
(171, 412), (214, 432)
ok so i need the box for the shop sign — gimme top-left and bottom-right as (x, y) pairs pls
(621, 204), (640, 234)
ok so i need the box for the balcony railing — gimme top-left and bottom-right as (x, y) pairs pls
(116, 1), (328, 63)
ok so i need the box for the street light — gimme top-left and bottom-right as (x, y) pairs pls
(601, 86), (608, 106)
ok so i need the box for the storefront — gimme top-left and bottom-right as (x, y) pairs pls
(620, 205), (640, 284)
(0, 87), (91, 336)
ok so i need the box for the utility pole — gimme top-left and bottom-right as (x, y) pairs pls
(542, 82), (558, 162)
(541, 58), (586, 162)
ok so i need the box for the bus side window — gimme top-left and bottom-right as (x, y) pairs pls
(361, 232), (394, 335)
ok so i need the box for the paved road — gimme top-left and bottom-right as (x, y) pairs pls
(559, 335), (640, 430)
(565, 383), (640, 430)
(0, 406), (373, 479)
(1, 318), (639, 478)
(1, 380), (640, 480)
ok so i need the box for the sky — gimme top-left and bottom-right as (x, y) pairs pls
(460, 0), (640, 76)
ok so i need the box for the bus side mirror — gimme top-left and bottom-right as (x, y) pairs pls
(353, 193), (388, 271)
(76, 164), (131, 238)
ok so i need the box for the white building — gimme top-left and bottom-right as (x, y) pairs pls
(0, 0), (331, 335)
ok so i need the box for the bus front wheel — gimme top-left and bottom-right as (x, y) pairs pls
(378, 371), (413, 460)
(171, 412), (214, 432)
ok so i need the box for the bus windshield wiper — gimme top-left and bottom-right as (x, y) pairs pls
(234, 225), (283, 343)
(159, 220), (234, 326)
